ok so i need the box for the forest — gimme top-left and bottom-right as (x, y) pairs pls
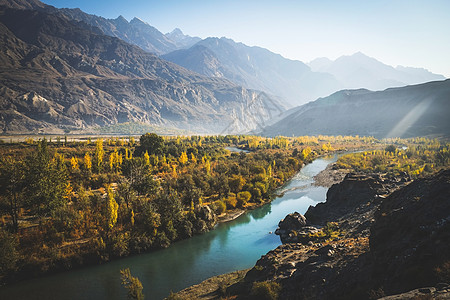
(0, 134), (448, 283)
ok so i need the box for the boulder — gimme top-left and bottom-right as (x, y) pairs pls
(277, 212), (307, 231)
(196, 205), (217, 229)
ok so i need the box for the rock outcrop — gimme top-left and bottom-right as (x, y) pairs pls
(275, 212), (320, 244)
(370, 169), (450, 295)
(232, 169), (450, 300)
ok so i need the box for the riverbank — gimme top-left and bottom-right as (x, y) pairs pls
(172, 269), (248, 299)
(312, 162), (349, 188)
(178, 169), (450, 299)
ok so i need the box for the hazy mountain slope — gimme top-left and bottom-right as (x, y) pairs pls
(309, 52), (445, 90)
(0, 6), (282, 134)
(162, 37), (342, 107)
(165, 28), (201, 50)
(259, 80), (450, 138)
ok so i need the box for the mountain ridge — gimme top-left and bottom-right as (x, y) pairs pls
(0, 5), (283, 134)
(309, 52), (445, 91)
(259, 79), (450, 138)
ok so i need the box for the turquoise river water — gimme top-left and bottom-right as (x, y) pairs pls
(0, 154), (340, 300)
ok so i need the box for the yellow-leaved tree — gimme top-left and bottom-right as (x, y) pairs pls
(106, 186), (118, 230)
(179, 151), (188, 165)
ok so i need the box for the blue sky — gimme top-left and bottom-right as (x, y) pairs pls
(42, 0), (450, 77)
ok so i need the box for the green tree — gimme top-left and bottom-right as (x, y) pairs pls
(0, 157), (26, 231)
(122, 158), (158, 196)
(137, 133), (164, 156)
(120, 268), (144, 300)
(26, 139), (68, 216)
(0, 228), (18, 275)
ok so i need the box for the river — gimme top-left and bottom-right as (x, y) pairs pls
(0, 154), (339, 300)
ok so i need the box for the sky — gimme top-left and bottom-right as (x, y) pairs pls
(42, 0), (450, 77)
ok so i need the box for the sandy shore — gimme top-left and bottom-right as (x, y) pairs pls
(217, 210), (245, 223)
(313, 163), (349, 188)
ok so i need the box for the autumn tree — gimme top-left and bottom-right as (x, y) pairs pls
(70, 156), (79, 171)
(236, 191), (251, 207)
(120, 268), (144, 300)
(229, 174), (245, 193)
(179, 152), (188, 165)
(84, 152), (92, 173)
(106, 186), (118, 230)
(94, 139), (104, 172)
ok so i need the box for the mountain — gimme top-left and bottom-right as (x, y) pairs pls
(0, 5), (284, 134)
(162, 37), (341, 107)
(165, 28), (201, 50)
(259, 79), (450, 138)
(0, 0), (200, 55)
(56, 11), (178, 55)
(309, 52), (445, 91)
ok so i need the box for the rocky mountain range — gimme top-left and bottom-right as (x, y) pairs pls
(162, 37), (341, 107)
(0, 0), (447, 135)
(13, 0), (442, 109)
(0, 4), (283, 134)
(309, 52), (445, 91)
(0, 0), (201, 55)
(259, 79), (450, 138)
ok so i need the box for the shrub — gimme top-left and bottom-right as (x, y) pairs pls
(0, 229), (18, 274)
(236, 191), (252, 207)
(120, 268), (144, 300)
(251, 281), (281, 300)
(224, 196), (237, 209)
(212, 200), (226, 214)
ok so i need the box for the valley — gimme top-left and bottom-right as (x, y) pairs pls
(0, 0), (449, 299)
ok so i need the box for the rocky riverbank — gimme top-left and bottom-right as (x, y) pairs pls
(313, 162), (349, 188)
(173, 169), (450, 299)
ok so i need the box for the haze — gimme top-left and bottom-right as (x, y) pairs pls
(42, 0), (450, 78)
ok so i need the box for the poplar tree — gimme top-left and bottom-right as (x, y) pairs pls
(106, 186), (118, 230)
(94, 139), (104, 172)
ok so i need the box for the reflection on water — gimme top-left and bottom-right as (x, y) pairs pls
(251, 203), (272, 220)
(0, 154), (341, 300)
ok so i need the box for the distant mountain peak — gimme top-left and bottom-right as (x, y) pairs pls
(352, 51), (367, 57)
(115, 15), (128, 24)
(130, 17), (147, 25)
(169, 28), (184, 35)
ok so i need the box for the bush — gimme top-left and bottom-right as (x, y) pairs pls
(251, 281), (281, 300)
(0, 229), (18, 275)
(224, 196), (237, 209)
(212, 200), (226, 214)
(237, 191), (251, 207)
(120, 268), (144, 300)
